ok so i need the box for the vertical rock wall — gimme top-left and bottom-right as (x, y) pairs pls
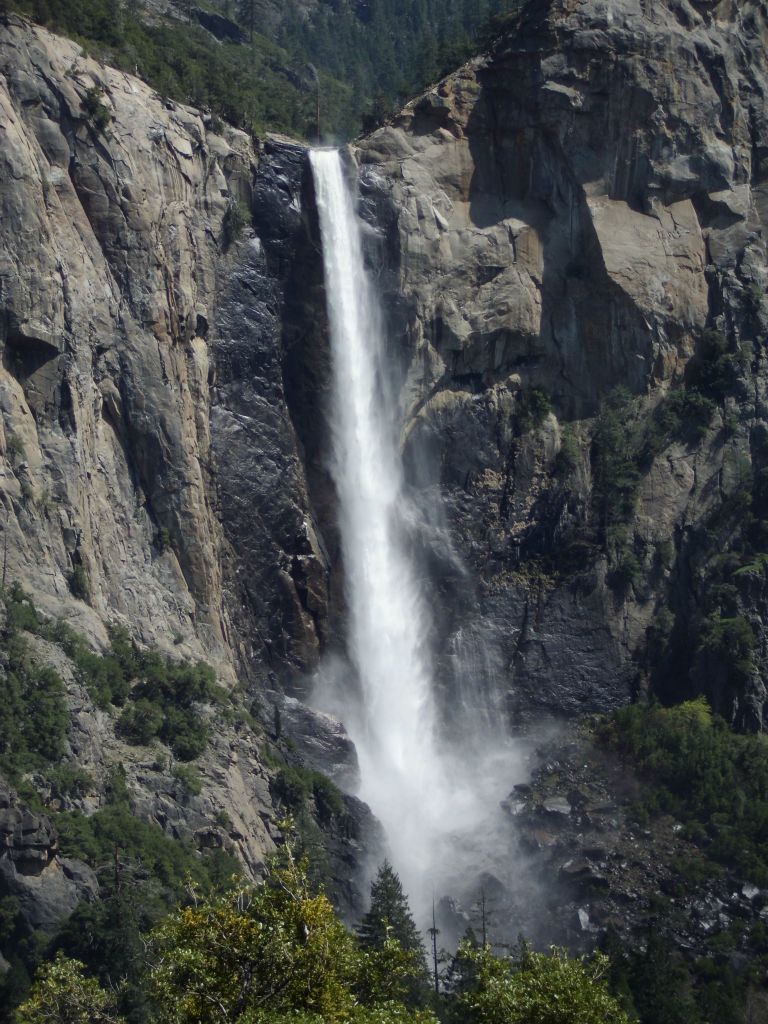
(354, 0), (768, 725)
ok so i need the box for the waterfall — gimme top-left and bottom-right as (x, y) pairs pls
(310, 149), (517, 915)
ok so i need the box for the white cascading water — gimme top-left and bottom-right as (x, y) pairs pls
(310, 149), (517, 915)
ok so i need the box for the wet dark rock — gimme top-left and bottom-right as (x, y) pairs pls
(193, 7), (245, 43)
(279, 697), (360, 791)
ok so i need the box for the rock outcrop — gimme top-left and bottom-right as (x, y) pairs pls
(0, 781), (97, 935)
(0, 13), (329, 684)
(0, 11), (354, 942)
(353, 0), (768, 727)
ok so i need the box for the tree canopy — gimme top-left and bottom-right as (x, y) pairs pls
(358, 861), (425, 956)
(13, 846), (630, 1024)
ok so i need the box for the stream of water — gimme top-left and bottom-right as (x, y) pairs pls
(310, 149), (517, 918)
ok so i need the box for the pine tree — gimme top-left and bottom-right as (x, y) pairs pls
(358, 861), (425, 954)
(237, 0), (258, 42)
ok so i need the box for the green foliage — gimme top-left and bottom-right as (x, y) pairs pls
(359, 862), (425, 956)
(607, 930), (700, 1024)
(358, 862), (428, 1007)
(116, 698), (165, 746)
(222, 200), (251, 251)
(641, 389), (715, 461)
(57, 801), (236, 896)
(279, 0), (521, 135)
(5, 433), (25, 465)
(588, 383), (721, 592)
(453, 941), (628, 1024)
(5, 833), (641, 1024)
(592, 384), (718, 546)
(0, 624), (68, 781)
(44, 765), (94, 801)
(68, 565), (90, 603)
(597, 699), (768, 883)
(13, 953), (125, 1024)
(591, 388), (642, 546)
(517, 388), (552, 433)
(696, 613), (756, 694)
(607, 548), (642, 594)
(1, 0), (523, 140)
(54, 891), (150, 1024)
(82, 85), (112, 134)
(3, 586), (217, 760)
(0, 896), (20, 947)
(1, 0), (346, 138)
(157, 527), (174, 553)
(554, 427), (579, 478)
(272, 765), (345, 823)
(172, 763), (203, 797)
(47, 774), (238, 1023)
(687, 329), (743, 402)
(5, 583), (41, 632)
(148, 843), (434, 1024)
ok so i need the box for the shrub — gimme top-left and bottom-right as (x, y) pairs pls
(597, 698), (768, 883)
(68, 565), (90, 602)
(607, 548), (642, 594)
(148, 844), (433, 1024)
(57, 797), (236, 893)
(591, 388), (641, 541)
(45, 765), (94, 801)
(0, 633), (68, 780)
(697, 613), (756, 690)
(82, 85), (112, 135)
(454, 941), (629, 1024)
(116, 699), (164, 746)
(5, 582), (41, 632)
(554, 426), (579, 478)
(642, 389), (715, 463)
(5, 433), (25, 465)
(159, 705), (209, 761)
(222, 199), (250, 250)
(157, 527), (174, 553)
(14, 953), (124, 1024)
(272, 765), (345, 822)
(688, 329), (741, 401)
(517, 387), (552, 432)
(172, 763), (203, 797)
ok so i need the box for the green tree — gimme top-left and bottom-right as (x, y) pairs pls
(150, 866), (354, 1022)
(13, 954), (125, 1024)
(149, 842), (433, 1024)
(237, 0), (257, 42)
(455, 941), (629, 1024)
(358, 862), (425, 955)
(624, 932), (700, 1024)
(358, 863), (428, 1008)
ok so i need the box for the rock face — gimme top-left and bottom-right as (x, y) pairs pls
(353, 0), (768, 727)
(0, 781), (97, 935)
(0, 12), (351, 939)
(3, 0), (768, 963)
(0, 13), (330, 687)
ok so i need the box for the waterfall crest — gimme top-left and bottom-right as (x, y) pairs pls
(310, 149), (516, 914)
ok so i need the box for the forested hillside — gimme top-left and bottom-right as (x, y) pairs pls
(0, 0), (516, 137)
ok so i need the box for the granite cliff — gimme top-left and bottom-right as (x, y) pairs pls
(0, 11), (364, 965)
(2, 0), (768, 1011)
(351, 0), (768, 729)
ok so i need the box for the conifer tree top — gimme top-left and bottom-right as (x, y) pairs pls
(358, 860), (426, 954)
